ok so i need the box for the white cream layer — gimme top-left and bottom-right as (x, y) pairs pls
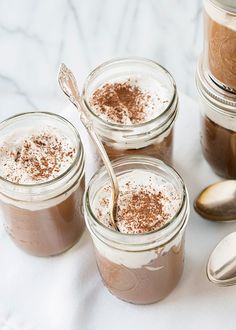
(200, 101), (236, 132)
(93, 232), (184, 269)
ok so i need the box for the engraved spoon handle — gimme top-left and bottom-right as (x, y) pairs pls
(58, 63), (119, 231)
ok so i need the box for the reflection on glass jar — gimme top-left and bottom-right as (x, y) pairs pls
(196, 58), (236, 179)
(84, 156), (189, 304)
(0, 112), (85, 256)
(204, 0), (236, 92)
(82, 58), (178, 165)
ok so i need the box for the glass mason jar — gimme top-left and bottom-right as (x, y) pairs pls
(203, 0), (236, 92)
(0, 112), (85, 256)
(84, 156), (189, 304)
(196, 57), (236, 179)
(82, 58), (178, 165)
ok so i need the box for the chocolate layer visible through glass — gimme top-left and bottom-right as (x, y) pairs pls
(103, 129), (173, 165)
(1, 177), (85, 256)
(201, 115), (236, 178)
(95, 237), (184, 304)
(1, 178), (85, 256)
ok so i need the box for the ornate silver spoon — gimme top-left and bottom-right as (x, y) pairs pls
(194, 180), (236, 221)
(207, 232), (236, 286)
(58, 63), (119, 231)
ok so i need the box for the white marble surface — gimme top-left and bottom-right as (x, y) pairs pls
(0, 0), (203, 121)
(4, 2), (233, 330)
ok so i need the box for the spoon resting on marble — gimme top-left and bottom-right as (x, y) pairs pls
(207, 232), (236, 286)
(58, 63), (119, 231)
(194, 180), (236, 222)
(195, 181), (236, 285)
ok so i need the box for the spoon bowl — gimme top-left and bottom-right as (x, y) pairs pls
(194, 180), (236, 221)
(207, 232), (236, 286)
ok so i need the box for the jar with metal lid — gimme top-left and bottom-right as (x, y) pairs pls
(82, 58), (178, 165)
(203, 0), (236, 92)
(196, 57), (236, 179)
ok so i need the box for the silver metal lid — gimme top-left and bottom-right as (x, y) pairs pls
(209, 0), (236, 13)
(196, 56), (236, 114)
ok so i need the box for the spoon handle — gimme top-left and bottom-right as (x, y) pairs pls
(58, 64), (119, 230)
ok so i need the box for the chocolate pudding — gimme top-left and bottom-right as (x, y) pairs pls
(2, 179), (85, 256)
(204, 0), (236, 91)
(83, 58), (178, 164)
(85, 157), (189, 304)
(201, 115), (236, 178)
(95, 240), (184, 305)
(0, 113), (85, 256)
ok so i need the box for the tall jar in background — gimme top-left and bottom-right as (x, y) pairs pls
(196, 58), (236, 179)
(82, 58), (178, 165)
(203, 0), (236, 92)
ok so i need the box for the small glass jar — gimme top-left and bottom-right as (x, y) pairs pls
(84, 156), (189, 304)
(0, 112), (85, 256)
(196, 57), (236, 179)
(82, 58), (178, 165)
(203, 0), (236, 92)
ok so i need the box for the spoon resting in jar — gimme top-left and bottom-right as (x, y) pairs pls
(194, 180), (236, 222)
(58, 63), (119, 231)
(207, 232), (236, 286)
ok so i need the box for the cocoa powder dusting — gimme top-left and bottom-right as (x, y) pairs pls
(0, 130), (76, 184)
(95, 182), (173, 234)
(90, 81), (152, 124)
(117, 188), (170, 233)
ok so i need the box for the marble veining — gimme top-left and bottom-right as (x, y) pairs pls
(0, 0), (203, 121)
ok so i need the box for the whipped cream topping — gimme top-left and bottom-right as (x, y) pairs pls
(201, 102), (236, 131)
(89, 76), (171, 125)
(93, 230), (184, 269)
(93, 170), (181, 234)
(0, 126), (76, 184)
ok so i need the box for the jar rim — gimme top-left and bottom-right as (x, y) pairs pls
(0, 111), (84, 189)
(82, 57), (177, 130)
(84, 156), (188, 244)
(207, 0), (236, 14)
(196, 57), (236, 115)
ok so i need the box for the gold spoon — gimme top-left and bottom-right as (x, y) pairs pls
(58, 63), (119, 231)
(194, 180), (236, 221)
(207, 232), (236, 286)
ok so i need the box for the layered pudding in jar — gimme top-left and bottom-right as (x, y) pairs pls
(82, 58), (178, 164)
(84, 156), (189, 304)
(204, 0), (236, 92)
(0, 112), (85, 256)
(196, 57), (236, 179)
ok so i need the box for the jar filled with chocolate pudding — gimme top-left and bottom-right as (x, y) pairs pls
(196, 58), (236, 179)
(82, 58), (178, 164)
(204, 0), (236, 92)
(84, 156), (189, 304)
(0, 112), (85, 256)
